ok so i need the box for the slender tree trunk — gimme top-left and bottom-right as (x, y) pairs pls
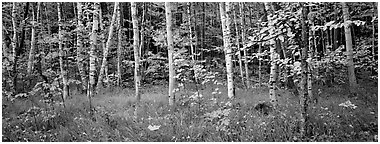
(220, 2), (235, 99)
(58, 2), (68, 105)
(188, 2), (195, 61)
(264, 2), (278, 106)
(96, 2), (119, 92)
(27, 3), (39, 76)
(239, 2), (250, 88)
(165, 2), (175, 106)
(333, 3), (338, 50)
(140, 2), (146, 82)
(117, 3), (123, 87)
(18, 2), (30, 56)
(76, 2), (88, 93)
(201, 2), (206, 61)
(131, 2), (141, 102)
(11, 2), (18, 94)
(342, 2), (358, 92)
(308, 8), (314, 103)
(300, 2), (309, 138)
(140, 3), (146, 57)
(233, 9), (244, 87)
(372, 2), (377, 74)
(257, 4), (263, 87)
(89, 2), (100, 113)
(193, 5), (198, 61)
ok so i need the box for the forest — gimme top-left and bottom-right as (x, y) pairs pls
(1, 2), (378, 142)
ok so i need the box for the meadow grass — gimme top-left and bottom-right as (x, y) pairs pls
(2, 80), (378, 142)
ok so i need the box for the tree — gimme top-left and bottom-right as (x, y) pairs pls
(117, 3), (123, 87)
(57, 2), (68, 104)
(299, 2), (309, 138)
(165, 2), (175, 106)
(220, 2), (235, 99)
(27, 3), (40, 76)
(76, 2), (87, 93)
(233, 6), (245, 87)
(89, 2), (100, 111)
(187, 2), (195, 61)
(264, 2), (278, 107)
(342, 2), (358, 92)
(11, 2), (18, 94)
(96, 2), (119, 92)
(18, 2), (30, 57)
(239, 2), (250, 88)
(131, 2), (141, 102)
(308, 5), (314, 103)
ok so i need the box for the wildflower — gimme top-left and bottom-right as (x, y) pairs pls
(339, 100), (357, 109)
(148, 125), (161, 131)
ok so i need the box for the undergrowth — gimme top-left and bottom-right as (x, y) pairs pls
(2, 82), (378, 142)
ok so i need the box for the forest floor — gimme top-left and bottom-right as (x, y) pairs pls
(2, 78), (378, 142)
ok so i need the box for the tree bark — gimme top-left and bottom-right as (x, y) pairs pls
(89, 2), (100, 112)
(18, 2), (30, 56)
(220, 2), (235, 99)
(342, 2), (358, 92)
(239, 2), (250, 88)
(96, 2), (120, 92)
(264, 2), (278, 107)
(187, 2), (195, 61)
(233, 9), (245, 87)
(132, 2), (141, 102)
(308, 7), (314, 103)
(27, 3), (39, 76)
(372, 2), (377, 74)
(165, 2), (175, 106)
(300, 2), (309, 138)
(117, 3), (123, 87)
(11, 2), (18, 94)
(76, 2), (88, 93)
(333, 3), (339, 50)
(58, 2), (68, 105)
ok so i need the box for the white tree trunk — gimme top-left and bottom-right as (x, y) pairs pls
(89, 2), (100, 100)
(233, 9), (244, 87)
(96, 2), (120, 92)
(132, 2), (141, 102)
(58, 2), (68, 103)
(220, 2), (235, 99)
(187, 2), (195, 62)
(76, 2), (87, 92)
(239, 2), (250, 88)
(27, 3), (40, 76)
(264, 2), (277, 106)
(342, 2), (358, 92)
(11, 2), (18, 93)
(165, 2), (175, 106)
(117, 3), (122, 87)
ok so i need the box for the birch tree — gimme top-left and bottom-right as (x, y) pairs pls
(239, 2), (250, 88)
(58, 2), (68, 104)
(89, 2), (100, 111)
(264, 2), (278, 106)
(27, 3), (40, 76)
(96, 2), (120, 92)
(117, 3), (123, 87)
(11, 2), (18, 93)
(342, 2), (358, 92)
(131, 2), (141, 102)
(165, 2), (175, 106)
(76, 2), (87, 92)
(187, 2), (195, 61)
(233, 8), (245, 87)
(220, 2), (235, 99)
